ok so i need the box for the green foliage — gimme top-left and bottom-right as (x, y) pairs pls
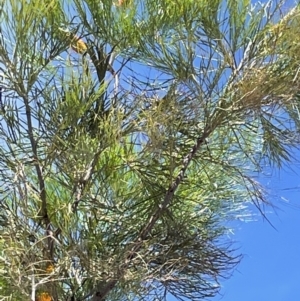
(0, 0), (300, 301)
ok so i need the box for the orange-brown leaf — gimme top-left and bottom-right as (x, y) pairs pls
(36, 292), (52, 301)
(70, 36), (87, 54)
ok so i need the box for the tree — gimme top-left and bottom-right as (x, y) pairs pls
(0, 0), (299, 300)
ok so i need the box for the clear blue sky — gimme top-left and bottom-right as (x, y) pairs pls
(211, 162), (300, 301)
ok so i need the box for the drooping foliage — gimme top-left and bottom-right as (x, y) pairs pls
(0, 0), (300, 300)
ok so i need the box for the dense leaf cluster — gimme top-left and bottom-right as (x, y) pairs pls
(0, 1), (300, 301)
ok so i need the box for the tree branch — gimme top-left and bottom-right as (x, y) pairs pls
(91, 129), (211, 300)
